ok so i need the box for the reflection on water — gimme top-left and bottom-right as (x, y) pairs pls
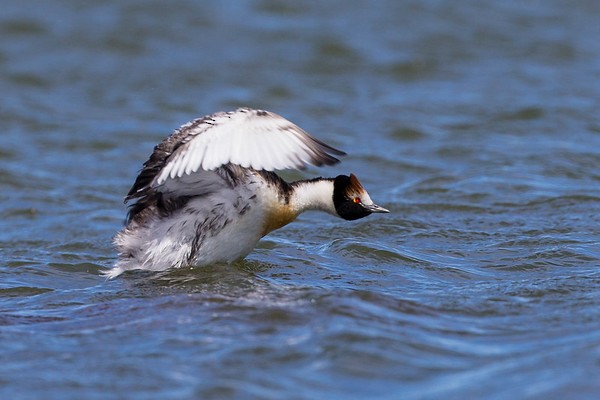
(2, 0), (600, 398)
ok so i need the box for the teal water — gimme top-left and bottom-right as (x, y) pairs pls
(1, 1), (600, 399)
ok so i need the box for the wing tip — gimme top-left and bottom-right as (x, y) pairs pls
(308, 138), (346, 168)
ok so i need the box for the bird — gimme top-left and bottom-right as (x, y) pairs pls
(105, 107), (389, 278)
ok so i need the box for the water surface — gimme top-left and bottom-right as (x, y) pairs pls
(1, 1), (600, 399)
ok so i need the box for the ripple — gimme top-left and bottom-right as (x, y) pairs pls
(489, 248), (599, 272)
(0, 313), (64, 326)
(0, 207), (39, 218)
(0, 147), (16, 160)
(388, 125), (427, 141)
(0, 19), (47, 36)
(306, 35), (361, 74)
(494, 106), (545, 121)
(256, 0), (304, 16)
(48, 262), (106, 276)
(325, 238), (418, 265)
(0, 286), (53, 298)
(8, 72), (49, 88)
(384, 59), (437, 82)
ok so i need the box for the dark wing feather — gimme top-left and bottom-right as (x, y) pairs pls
(125, 108), (346, 202)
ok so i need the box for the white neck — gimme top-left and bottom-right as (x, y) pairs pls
(289, 179), (336, 216)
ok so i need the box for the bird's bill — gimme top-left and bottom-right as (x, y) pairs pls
(364, 203), (390, 213)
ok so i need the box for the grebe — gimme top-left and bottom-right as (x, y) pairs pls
(105, 108), (389, 278)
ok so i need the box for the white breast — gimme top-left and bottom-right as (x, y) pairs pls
(111, 173), (275, 277)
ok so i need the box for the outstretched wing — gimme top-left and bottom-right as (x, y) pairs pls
(125, 108), (346, 201)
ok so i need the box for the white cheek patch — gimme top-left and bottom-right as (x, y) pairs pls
(346, 174), (374, 206)
(344, 188), (374, 206)
(358, 190), (375, 206)
(350, 189), (374, 206)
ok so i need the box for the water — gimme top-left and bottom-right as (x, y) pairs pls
(1, 1), (600, 398)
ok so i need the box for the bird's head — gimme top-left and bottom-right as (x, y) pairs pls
(332, 174), (390, 220)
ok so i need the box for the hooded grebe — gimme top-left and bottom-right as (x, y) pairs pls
(106, 108), (389, 278)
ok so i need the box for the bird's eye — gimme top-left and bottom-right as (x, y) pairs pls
(353, 197), (361, 204)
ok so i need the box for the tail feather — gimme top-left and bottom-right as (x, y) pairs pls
(101, 266), (125, 279)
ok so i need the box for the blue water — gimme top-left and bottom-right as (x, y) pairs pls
(2, 1), (600, 399)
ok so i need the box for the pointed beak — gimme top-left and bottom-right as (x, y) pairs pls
(364, 203), (390, 213)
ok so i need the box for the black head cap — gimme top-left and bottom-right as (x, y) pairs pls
(332, 174), (389, 221)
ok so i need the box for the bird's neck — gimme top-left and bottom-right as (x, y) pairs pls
(289, 178), (336, 216)
(259, 176), (336, 237)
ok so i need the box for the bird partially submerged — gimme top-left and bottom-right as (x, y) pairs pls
(106, 108), (389, 278)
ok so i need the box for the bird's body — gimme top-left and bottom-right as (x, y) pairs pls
(106, 108), (388, 278)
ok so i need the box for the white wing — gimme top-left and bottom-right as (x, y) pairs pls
(125, 108), (345, 201)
